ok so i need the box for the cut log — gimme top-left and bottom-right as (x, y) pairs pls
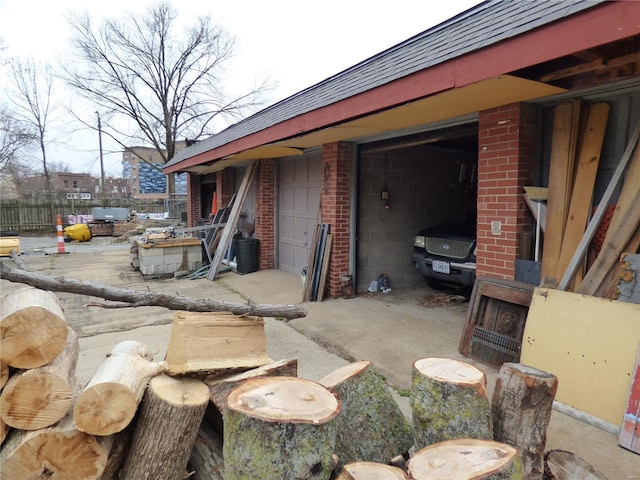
(0, 286), (68, 368)
(119, 374), (210, 480)
(0, 260), (307, 320)
(411, 357), (492, 450)
(1, 327), (78, 430)
(492, 363), (558, 480)
(73, 340), (167, 436)
(0, 362), (8, 390)
(0, 412), (112, 480)
(335, 462), (408, 479)
(544, 450), (609, 480)
(166, 311), (271, 376)
(96, 427), (135, 480)
(408, 438), (522, 480)
(205, 358), (298, 435)
(188, 418), (225, 480)
(223, 376), (340, 480)
(318, 360), (413, 466)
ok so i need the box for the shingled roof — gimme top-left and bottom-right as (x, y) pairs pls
(166, 0), (603, 169)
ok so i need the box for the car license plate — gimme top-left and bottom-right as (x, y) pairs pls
(432, 260), (450, 274)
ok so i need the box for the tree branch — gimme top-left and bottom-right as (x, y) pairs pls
(0, 263), (307, 320)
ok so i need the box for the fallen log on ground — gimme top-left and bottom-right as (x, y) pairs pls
(119, 374), (210, 480)
(411, 357), (492, 450)
(544, 450), (609, 480)
(223, 376), (341, 480)
(0, 286), (69, 369)
(1, 327), (78, 430)
(492, 363), (558, 480)
(0, 263), (308, 320)
(318, 360), (413, 467)
(73, 341), (166, 436)
(408, 438), (522, 480)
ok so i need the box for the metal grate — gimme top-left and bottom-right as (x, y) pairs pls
(469, 326), (521, 367)
(425, 237), (474, 259)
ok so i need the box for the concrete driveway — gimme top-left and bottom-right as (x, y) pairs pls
(2, 235), (638, 479)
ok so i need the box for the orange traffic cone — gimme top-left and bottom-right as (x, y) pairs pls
(56, 214), (66, 254)
(210, 191), (218, 218)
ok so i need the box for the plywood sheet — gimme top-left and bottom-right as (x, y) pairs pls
(520, 288), (640, 426)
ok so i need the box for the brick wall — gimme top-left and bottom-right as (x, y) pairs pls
(186, 174), (201, 227)
(254, 159), (276, 269)
(217, 169), (235, 208)
(477, 103), (537, 279)
(321, 142), (353, 298)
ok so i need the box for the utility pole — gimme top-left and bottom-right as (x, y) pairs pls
(97, 112), (105, 203)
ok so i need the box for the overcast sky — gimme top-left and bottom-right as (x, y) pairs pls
(0, 0), (482, 176)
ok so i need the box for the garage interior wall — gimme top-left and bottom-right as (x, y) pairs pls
(357, 144), (476, 291)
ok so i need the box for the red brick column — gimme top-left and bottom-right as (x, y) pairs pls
(186, 173), (201, 227)
(254, 159), (276, 269)
(217, 168), (235, 208)
(477, 103), (536, 280)
(321, 142), (353, 298)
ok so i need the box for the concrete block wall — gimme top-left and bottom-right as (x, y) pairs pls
(477, 103), (536, 279)
(137, 241), (202, 276)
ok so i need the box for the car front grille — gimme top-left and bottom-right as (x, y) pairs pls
(425, 237), (474, 260)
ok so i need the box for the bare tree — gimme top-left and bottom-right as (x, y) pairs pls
(0, 106), (36, 174)
(63, 2), (269, 196)
(8, 58), (58, 204)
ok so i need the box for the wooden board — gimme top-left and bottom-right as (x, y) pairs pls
(520, 288), (640, 425)
(166, 311), (271, 376)
(541, 100), (580, 286)
(555, 103), (609, 287)
(619, 346), (640, 453)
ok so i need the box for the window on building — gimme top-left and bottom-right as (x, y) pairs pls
(73, 180), (78, 188)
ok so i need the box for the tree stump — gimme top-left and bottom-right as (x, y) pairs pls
(0, 287), (68, 368)
(223, 376), (341, 480)
(335, 462), (408, 479)
(492, 363), (558, 480)
(408, 438), (522, 480)
(411, 357), (492, 449)
(318, 360), (413, 466)
(189, 418), (225, 480)
(119, 374), (210, 480)
(0, 413), (112, 479)
(1, 327), (78, 430)
(73, 340), (167, 436)
(544, 450), (609, 480)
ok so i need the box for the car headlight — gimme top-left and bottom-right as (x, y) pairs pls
(414, 235), (426, 249)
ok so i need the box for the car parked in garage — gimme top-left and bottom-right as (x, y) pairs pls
(411, 214), (477, 292)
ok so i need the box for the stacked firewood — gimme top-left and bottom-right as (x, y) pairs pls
(1, 286), (610, 480)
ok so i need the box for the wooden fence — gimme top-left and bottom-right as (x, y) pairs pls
(0, 199), (186, 232)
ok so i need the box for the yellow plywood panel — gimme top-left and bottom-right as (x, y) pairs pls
(520, 288), (640, 426)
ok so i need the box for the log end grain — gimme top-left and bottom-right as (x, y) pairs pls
(149, 373), (210, 406)
(337, 462), (408, 479)
(0, 306), (68, 369)
(413, 357), (487, 393)
(0, 429), (108, 480)
(73, 383), (137, 435)
(408, 438), (521, 480)
(1, 371), (73, 430)
(0, 362), (8, 390)
(544, 450), (609, 480)
(227, 376), (340, 424)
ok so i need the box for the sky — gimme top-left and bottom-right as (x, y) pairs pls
(0, 0), (482, 176)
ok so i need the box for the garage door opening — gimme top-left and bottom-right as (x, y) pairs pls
(356, 124), (478, 292)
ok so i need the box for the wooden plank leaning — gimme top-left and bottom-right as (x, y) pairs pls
(207, 162), (256, 281)
(557, 121), (640, 291)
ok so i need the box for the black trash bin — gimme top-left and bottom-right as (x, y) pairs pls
(234, 238), (258, 274)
